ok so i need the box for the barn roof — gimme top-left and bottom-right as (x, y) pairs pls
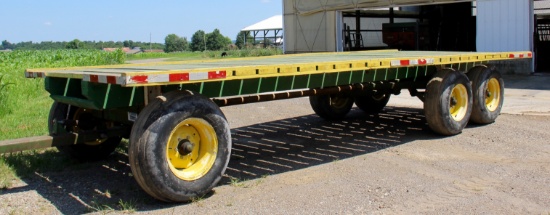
(241, 15), (283, 32)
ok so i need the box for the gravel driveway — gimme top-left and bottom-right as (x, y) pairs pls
(1, 74), (549, 214)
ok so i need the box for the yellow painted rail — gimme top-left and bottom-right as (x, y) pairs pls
(25, 50), (532, 87)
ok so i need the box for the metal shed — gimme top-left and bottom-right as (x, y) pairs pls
(283, 0), (541, 72)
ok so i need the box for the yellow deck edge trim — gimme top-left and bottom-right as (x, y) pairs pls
(26, 51), (532, 86)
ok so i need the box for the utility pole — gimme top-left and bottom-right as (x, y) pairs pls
(150, 33), (152, 51)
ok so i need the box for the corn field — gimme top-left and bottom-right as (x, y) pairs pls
(0, 50), (125, 140)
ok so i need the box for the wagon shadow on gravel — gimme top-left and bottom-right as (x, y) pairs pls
(0, 106), (452, 213)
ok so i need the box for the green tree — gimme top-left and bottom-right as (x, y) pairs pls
(123, 40), (135, 48)
(190, 30), (206, 52)
(235, 31), (255, 49)
(66, 39), (81, 49)
(2, 40), (14, 50)
(206, 29), (231, 51)
(164, 34), (188, 52)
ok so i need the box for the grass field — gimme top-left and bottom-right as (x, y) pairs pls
(0, 49), (126, 189)
(0, 48), (281, 141)
(0, 48), (282, 191)
(0, 49), (126, 141)
(127, 47), (282, 61)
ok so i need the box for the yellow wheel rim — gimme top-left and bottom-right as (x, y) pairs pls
(485, 78), (501, 112)
(166, 118), (218, 181)
(330, 95), (350, 109)
(449, 84), (468, 121)
(372, 93), (387, 101)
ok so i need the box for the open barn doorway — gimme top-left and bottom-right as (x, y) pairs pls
(341, 2), (476, 52)
(535, 0), (550, 73)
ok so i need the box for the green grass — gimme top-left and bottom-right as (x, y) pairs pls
(191, 195), (206, 207)
(88, 194), (138, 214)
(229, 174), (269, 188)
(126, 51), (203, 61)
(117, 199), (137, 212)
(0, 49), (125, 141)
(0, 48), (281, 141)
(0, 50), (125, 189)
(126, 47), (283, 62)
(0, 158), (16, 189)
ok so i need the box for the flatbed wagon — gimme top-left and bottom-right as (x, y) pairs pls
(0, 49), (532, 201)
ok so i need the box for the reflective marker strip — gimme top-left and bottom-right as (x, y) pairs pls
(24, 72), (45, 78)
(509, 53), (532, 58)
(169, 73), (189, 82)
(124, 70), (227, 85)
(189, 72), (209, 81)
(390, 58), (434, 66)
(83, 75), (125, 85)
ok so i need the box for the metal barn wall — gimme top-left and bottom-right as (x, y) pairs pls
(476, 0), (534, 52)
(477, 0), (534, 73)
(283, 0), (338, 53)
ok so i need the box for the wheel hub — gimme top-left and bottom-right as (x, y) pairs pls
(485, 78), (501, 111)
(177, 140), (194, 155)
(330, 95), (351, 109)
(450, 97), (458, 106)
(449, 84), (468, 121)
(166, 118), (218, 181)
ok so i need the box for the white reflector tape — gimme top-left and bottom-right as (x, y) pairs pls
(83, 74), (125, 85)
(147, 74), (170, 83)
(189, 72), (209, 81)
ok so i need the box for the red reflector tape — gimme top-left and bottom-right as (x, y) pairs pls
(106, 76), (117, 84)
(124, 70), (227, 85)
(208, 70), (226, 79)
(391, 59), (433, 66)
(90, 75), (99, 82)
(130, 75), (148, 84)
(24, 72), (45, 78)
(509, 53), (532, 58)
(169, 73), (190, 82)
(83, 74), (125, 85)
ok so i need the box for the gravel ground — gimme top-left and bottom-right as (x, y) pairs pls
(1, 74), (549, 214)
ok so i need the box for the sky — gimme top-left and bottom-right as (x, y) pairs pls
(1, 0), (282, 44)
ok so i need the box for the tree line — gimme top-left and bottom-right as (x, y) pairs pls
(1, 30), (262, 52)
(1, 40), (164, 51)
(163, 29), (256, 53)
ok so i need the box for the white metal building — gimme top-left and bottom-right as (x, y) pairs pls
(282, 0), (547, 73)
(241, 15), (283, 47)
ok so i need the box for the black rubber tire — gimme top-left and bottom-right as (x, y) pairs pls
(424, 69), (473, 135)
(128, 91), (231, 202)
(309, 93), (354, 120)
(48, 102), (121, 161)
(354, 93), (391, 113)
(467, 66), (504, 124)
